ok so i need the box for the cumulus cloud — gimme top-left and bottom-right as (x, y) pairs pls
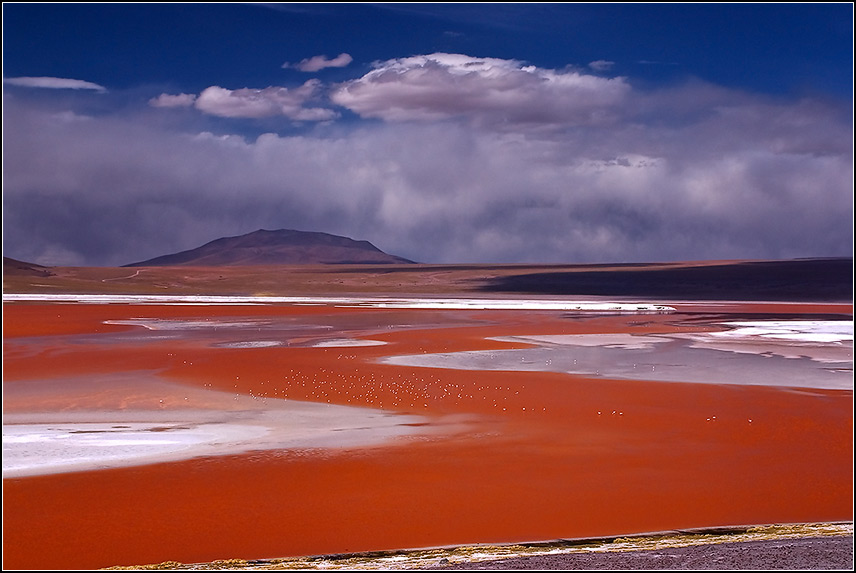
(148, 93), (197, 108)
(330, 53), (630, 127)
(4, 76), (107, 92)
(286, 53), (354, 72)
(193, 81), (338, 120)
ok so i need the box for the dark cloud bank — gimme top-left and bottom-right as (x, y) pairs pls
(3, 54), (852, 266)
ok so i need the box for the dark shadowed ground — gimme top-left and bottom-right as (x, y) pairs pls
(478, 258), (853, 301)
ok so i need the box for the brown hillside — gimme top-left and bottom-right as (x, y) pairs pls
(124, 229), (416, 266)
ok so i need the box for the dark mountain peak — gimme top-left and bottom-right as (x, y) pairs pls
(228, 229), (381, 250)
(125, 229), (416, 267)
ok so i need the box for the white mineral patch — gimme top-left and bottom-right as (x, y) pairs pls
(311, 339), (388, 347)
(673, 320), (853, 364)
(103, 318), (333, 333)
(709, 321), (853, 343)
(2, 399), (440, 478)
(2, 422), (269, 477)
(4, 293), (675, 312)
(214, 340), (284, 348)
(492, 334), (669, 350)
(104, 318), (269, 330)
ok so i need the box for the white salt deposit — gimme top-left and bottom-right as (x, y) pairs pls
(2, 399), (439, 478)
(213, 340), (284, 348)
(673, 320), (853, 364)
(493, 333), (668, 350)
(2, 422), (269, 477)
(3, 293), (675, 312)
(709, 320), (853, 343)
(311, 339), (388, 347)
(104, 318), (268, 330)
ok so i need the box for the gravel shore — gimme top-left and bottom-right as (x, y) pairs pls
(107, 528), (853, 570)
(422, 536), (854, 570)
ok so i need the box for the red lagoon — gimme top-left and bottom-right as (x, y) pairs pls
(2, 300), (852, 569)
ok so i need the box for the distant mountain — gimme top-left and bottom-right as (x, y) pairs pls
(2, 256), (54, 277)
(125, 229), (416, 266)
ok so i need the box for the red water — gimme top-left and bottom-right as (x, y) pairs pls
(2, 302), (852, 569)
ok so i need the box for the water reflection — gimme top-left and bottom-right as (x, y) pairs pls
(383, 321), (853, 391)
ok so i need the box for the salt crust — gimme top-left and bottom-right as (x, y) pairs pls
(311, 338), (388, 347)
(3, 293), (675, 312)
(2, 398), (446, 478)
(708, 320), (853, 343)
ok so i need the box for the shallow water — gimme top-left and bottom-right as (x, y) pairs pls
(383, 322), (853, 390)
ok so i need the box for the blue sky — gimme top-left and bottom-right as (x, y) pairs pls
(2, 2), (853, 265)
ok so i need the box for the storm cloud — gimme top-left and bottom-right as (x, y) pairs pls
(2, 54), (852, 266)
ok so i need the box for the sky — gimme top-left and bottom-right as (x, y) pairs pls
(2, 2), (853, 266)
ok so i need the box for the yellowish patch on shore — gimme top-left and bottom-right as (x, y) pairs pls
(101, 522), (853, 570)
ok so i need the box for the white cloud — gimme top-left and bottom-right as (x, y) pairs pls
(330, 53), (630, 127)
(588, 60), (615, 71)
(193, 81), (338, 120)
(4, 76), (107, 92)
(148, 93), (197, 108)
(287, 53), (353, 72)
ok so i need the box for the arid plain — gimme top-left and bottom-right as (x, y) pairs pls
(2, 259), (853, 569)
